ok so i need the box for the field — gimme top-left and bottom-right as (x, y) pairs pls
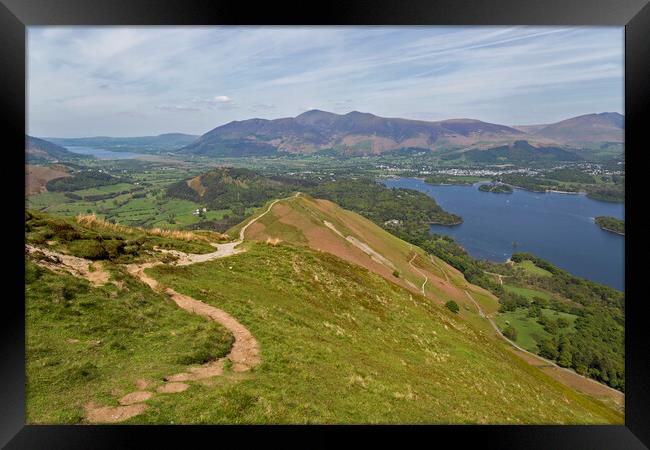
(25, 161), (255, 230)
(513, 259), (553, 277)
(495, 307), (578, 353)
(503, 284), (555, 301)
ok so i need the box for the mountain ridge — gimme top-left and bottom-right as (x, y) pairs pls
(26, 135), (90, 163)
(179, 110), (623, 157)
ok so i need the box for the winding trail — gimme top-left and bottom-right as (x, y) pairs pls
(408, 248), (428, 296)
(483, 271), (510, 285)
(238, 192), (301, 241)
(83, 194), (301, 423)
(429, 255), (450, 283)
(463, 289), (624, 408)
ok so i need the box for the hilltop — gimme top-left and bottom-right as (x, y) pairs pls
(228, 193), (475, 311)
(26, 135), (90, 163)
(178, 110), (525, 157)
(524, 112), (624, 143)
(176, 110), (623, 158)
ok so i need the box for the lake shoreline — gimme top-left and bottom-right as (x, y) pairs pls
(383, 177), (624, 290)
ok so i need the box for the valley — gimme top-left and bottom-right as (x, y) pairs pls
(24, 109), (625, 425)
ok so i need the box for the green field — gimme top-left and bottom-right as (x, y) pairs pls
(503, 284), (554, 301)
(495, 307), (578, 353)
(514, 260), (553, 277)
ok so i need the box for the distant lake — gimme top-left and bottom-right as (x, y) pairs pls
(382, 177), (624, 291)
(63, 146), (146, 160)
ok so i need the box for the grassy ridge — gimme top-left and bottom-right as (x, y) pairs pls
(25, 261), (233, 424)
(139, 243), (621, 424)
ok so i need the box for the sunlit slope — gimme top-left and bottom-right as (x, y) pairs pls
(145, 243), (621, 423)
(228, 194), (490, 315)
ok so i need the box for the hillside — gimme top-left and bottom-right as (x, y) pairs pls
(228, 194), (476, 312)
(47, 133), (199, 154)
(25, 207), (622, 423)
(166, 167), (461, 232)
(529, 113), (624, 143)
(179, 110), (525, 157)
(26, 135), (90, 163)
(444, 140), (583, 164)
(26, 164), (69, 195)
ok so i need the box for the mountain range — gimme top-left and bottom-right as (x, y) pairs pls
(179, 110), (624, 157)
(28, 111), (624, 160)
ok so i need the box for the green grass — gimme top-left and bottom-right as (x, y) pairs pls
(514, 260), (553, 277)
(25, 261), (233, 424)
(25, 210), (217, 261)
(495, 308), (578, 353)
(134, 242), (621, 424)
(503, 284), (554, 301)
(70, 182), (136, 196)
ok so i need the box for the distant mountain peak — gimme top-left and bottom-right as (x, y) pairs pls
(179, 109), (618, 157)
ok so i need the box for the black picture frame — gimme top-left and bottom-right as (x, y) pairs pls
(3, 0), (649, 448)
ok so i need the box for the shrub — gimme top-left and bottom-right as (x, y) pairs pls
(503, 324), (518, 341)
(445, 300), (460, 314)
(67, 240), (108, 260)
(102, 239), (125, 258)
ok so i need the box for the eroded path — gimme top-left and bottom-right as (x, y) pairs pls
(62, 196), (303, 422)
(408, 248), (428, 296)
(81, 241), (260, 423)
(79, 198), (297, 423)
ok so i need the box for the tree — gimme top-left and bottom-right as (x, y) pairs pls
(503, 324), (518, 341)
(557, 317), (570, 328)
(445, 300), (460, 314)
(527, 304), (541, 318)
(538, 338), (558, 360)
(557, 335), (573, 367)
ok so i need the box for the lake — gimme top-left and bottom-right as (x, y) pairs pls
(63, 146), (147, 160)
(382, 178), (625, 290)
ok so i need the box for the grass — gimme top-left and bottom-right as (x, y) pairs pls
(494, 307), (578, 353)
(25, 260), (233, 424)
(503, 284), (555, 302)
(228, 195), (478, 314)
(133, 242), (621, 424)
(25, 210), (219, 262)
(514, 260), (553, 278)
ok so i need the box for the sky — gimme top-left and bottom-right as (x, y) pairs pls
(27, 26), (624, 138)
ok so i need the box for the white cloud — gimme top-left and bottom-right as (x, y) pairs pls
(27, 26), (623, 137)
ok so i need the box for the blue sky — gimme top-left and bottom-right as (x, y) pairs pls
(27, 26), (624, 137)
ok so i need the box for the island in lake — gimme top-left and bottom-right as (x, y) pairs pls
(479, 183), (513, 194)
(595, 216), (624, 235)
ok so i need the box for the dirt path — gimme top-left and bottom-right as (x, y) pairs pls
(408, 248), (428, 296)
(81, 241), (262, 423)
(82, 197), (306, 423)
(463, 289), (624, 409)
(429, 255), (450, 283)
(464, 290), (485, 318)
(239, 192), (301, 241)
(26, 244), (109, 286)
(483, 271), (509, 285)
